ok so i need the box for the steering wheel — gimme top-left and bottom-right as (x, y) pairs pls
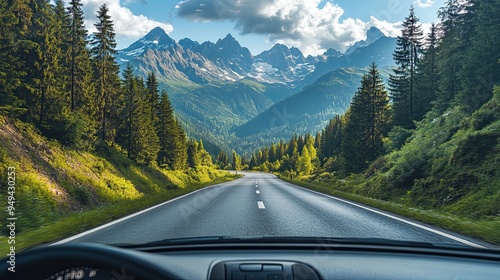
(0, 243), (176, 280)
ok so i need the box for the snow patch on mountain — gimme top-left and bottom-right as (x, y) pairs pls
(117, 26), (394, 86)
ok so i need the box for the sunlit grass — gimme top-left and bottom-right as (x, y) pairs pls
(282, 176), (500, 245)
(0, 174), (239, 252)
(0, 116), (240, 252)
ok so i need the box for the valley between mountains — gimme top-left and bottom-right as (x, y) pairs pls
(116, 26), (397, 155)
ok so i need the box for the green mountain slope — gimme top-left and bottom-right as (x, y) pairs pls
(163, 78), (292, 153)
(234, 68), (391, 140)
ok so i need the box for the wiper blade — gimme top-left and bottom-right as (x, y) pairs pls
(113, 236), (442, 249)
(111, 236), (228, 247)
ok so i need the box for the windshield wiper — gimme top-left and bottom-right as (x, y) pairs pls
(112, 236), (459, 249)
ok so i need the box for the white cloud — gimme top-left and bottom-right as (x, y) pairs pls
(176, 0), (404, 56)
(370, 17), (433, 41)
(124, 0), (147, 5)
(414, 0), (435, 8)
(81, 0), (173, 48)
(369, 16), (401, 38)
(175, 0), (368, 55)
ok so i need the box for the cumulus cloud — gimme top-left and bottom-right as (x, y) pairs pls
(369, 16), (401, 38)
(81, 0), (173, 48)
(414, 0), (435, 8)
(124, 0), (148, 5)
(176, 0), (379, 55)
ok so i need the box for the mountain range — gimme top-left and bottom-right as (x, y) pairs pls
(116, 27), (397, 154)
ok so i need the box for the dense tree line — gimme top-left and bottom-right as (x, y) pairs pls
(0, 0), (212, 169)
(247, 1), (499, 177)
(245, 63), (388, 176)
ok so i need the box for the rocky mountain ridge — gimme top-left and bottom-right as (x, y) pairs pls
(117, 26), (396, 88)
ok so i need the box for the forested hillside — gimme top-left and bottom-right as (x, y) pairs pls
(241, 2), (499, 241)
(0, 0), (235, 248)
(0, 1), (213, 169)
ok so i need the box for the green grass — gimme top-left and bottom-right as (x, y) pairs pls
(0, 174), (240, 252)
(278, 91), (500, 246)
(280, 176), (500, 246)
(0, 115), (243, 252)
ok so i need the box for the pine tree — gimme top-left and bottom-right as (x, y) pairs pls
(187, 140), (200, 168)
(158, 89), (180, 169)
(0, 1), (27, 116)
(90, 4), (121, 143)
(415, 23), (439, 120)
(37, 0), (67, 125)
(314, 132), (321, 151)
(216, 151), (229, 169)
(119, 64), (138, 159)
(297, 135), (305, 154)
(57, 0), (98, 149)
(269, 144), (277, 163)
(51, 0), (70, 116)
(318, 115), (343, 166)
(117, 66), (159, 163)
(389, 5), (424, 128)
(198, 140), (214, 167)
(260, 147), (269, 163)
(341, 63), (390, 174)
(2, 0), (34, 118)
(14, 0), (48, 123)
(276, 140), (285, 160)
(66, 0), (95, 115)
(13, 0), (67, 126)
(249, 155), (257, 170)
(146, 72), (159, 124)
(134, 76), (160, 164)
(173, 119), (188, 169)
(157, 89), (185, 169)
(289, 138), (299, 171)
(458, 0), (499, 111)
(435, 0), (468, 111)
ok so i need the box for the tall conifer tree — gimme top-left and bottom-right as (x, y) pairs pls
(389, 5), (424, 128)
(415, 23), (439, 119)
(0, 1), (27, 116)
(90, 4), (121, 143)
(341, 63), (390, 174)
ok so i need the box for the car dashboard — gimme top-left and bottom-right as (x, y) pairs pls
(2, 239), (500, 280)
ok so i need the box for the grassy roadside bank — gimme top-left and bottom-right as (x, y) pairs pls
(278, 175), (500, 246)
(1, 174), (241, 251)
(0, 116), (243, 252)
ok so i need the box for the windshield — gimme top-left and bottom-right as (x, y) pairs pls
(0, 0), (498, 254)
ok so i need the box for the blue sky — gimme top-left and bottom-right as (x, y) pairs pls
(80, 0), (444, 56)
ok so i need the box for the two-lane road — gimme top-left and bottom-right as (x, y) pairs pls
(54, 172), (485, 247)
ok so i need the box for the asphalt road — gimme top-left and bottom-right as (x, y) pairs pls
(57, 172), (484, 247)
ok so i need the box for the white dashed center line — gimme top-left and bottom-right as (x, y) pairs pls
(256, 190), (260, 194)
(257, 201), (265, 209)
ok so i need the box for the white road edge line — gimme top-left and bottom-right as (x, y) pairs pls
(256, 190), (261, 194)
(50, 181), (232, 246)
(285, 182), (486, 248)
(256, 184), (258, 187)
(257, 201), (266, 209)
